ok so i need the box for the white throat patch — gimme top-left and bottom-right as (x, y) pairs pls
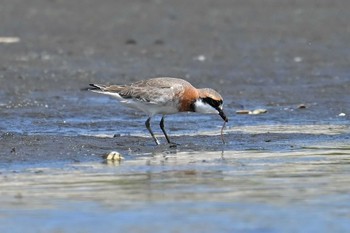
(194, 99), (218, 114)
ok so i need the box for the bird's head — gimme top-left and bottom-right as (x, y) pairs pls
(194, 88), (228, 122)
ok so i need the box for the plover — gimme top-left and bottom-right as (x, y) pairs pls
(89, 77), (228, 145)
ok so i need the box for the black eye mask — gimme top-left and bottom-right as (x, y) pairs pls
(201, 97), (222, 108)
(201, 97), (228, 122)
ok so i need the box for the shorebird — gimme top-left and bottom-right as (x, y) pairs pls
(89, 77), (228, 145)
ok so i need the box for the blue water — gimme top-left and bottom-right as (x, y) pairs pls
(1, 147), (350, 233)
(1, 200), (349, 233)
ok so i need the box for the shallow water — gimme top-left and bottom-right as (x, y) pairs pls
(1, 143), (350, 233)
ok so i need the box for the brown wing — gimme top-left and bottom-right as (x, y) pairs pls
(118, 78), (188, 104)
(130, 77), (192, 89)
(91, 77), (189, 104)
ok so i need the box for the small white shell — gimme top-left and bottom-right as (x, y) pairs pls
(249, 109), (267, 115)
(104, 151), (124, 161)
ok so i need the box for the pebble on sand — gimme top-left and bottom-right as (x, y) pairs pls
(294, 56), (303, 62)
(0, 37), (20, 43)
(236, 109), (268, 115)
(249, 109), (268, 115)
(236, 110), (250, 114)
(194, 55), (206, 62)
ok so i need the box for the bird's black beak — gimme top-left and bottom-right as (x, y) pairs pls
(218, 109), (228, 122)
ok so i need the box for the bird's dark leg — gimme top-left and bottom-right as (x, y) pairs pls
(145, 117), (160, 145)
(160, 115), (174, 145)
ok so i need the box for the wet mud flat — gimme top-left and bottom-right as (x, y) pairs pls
(1, 0), (350, 232)
(1, 135), (350, 233)
(1, 124), (350, 233)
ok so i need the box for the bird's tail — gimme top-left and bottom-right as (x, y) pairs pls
(88, 84), (125, 99)
(89, 84), (107, 92)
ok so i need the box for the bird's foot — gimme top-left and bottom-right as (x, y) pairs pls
(168, 142), (179, 148)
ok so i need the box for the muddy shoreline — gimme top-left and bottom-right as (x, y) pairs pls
(1, 124), (349, 166)
(1, 1), (350, 232)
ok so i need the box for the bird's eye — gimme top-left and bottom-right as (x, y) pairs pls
(202, 97), (221, 108)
